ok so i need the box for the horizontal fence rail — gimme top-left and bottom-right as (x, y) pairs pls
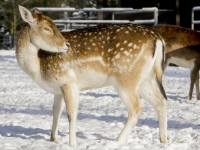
(36, 7), (134, 12)
(52, 19), (155, 24)
(112, 7), (158, 25)
(37, 7), (158, 31)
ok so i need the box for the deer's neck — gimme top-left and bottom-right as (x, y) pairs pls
(16, 23), (40, 79)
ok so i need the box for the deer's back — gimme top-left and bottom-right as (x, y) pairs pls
(62, 24), (160, 65)
(153, 24), (200, 55)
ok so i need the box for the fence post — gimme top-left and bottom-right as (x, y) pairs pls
(191, 8), (194, 30)
(154, 8), (158, 26)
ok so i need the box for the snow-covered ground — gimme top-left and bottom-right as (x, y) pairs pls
(0, 50), (200, 150)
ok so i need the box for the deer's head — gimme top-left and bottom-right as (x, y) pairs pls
(19, 5), (69, 52)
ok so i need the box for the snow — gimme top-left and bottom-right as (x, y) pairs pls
(1, 50), (200, 150)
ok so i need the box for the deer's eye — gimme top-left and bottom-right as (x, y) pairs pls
(44, 27), (53, 34)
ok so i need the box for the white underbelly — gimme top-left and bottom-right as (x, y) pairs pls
(78, 69), (112, 90)
(32, 69), (112, 94)
(168, 57), (195, 68)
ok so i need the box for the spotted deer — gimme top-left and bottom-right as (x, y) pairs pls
(17, 6), (167, 147)
(153, 24), (200, 100)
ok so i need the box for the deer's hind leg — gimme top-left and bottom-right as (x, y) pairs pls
(195, 71), (200, 100)
(189, 63), (200, 100)
(115, 84), (143, 144)
(139, 77), (167, 143)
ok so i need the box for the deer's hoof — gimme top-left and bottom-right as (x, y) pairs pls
(50, 136), (57, 142)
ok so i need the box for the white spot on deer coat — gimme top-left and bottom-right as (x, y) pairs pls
(115, 54), (120, 59)
(128, 27), (132, 30)
(108, 48), (113, 53)
(134, 44), (137, 49)
(128, 43), (133, 47)
(116, 43), (120, 47)
(123, 41), (127, 44)
(124, 51), (130, 56)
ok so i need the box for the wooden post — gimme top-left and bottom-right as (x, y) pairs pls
(176, 0), (180, 26)
(97, 0), (104, 20)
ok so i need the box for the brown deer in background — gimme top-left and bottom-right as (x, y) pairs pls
(153, 24), (200, 100)
(17, 6), (167, 147)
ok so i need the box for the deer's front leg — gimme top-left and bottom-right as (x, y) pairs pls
(51, 94), (65, 141)
(61, 83), (79, 147)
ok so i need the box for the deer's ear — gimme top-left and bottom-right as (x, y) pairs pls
(33, 7), (43, 14)
(19, 5), (35, 25)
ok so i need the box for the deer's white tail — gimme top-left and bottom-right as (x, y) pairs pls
(154, 39), (167, 99)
